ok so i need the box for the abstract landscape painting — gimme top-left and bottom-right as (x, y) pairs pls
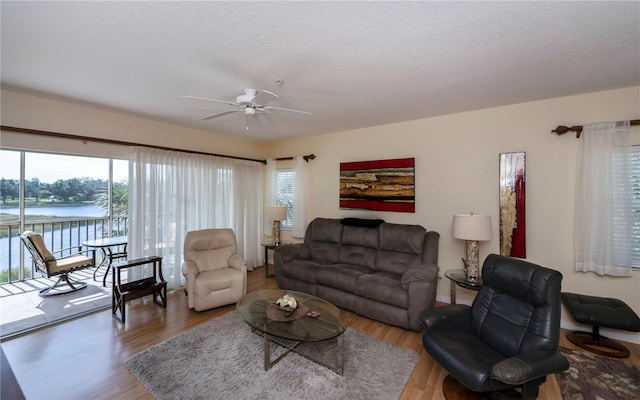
(499, 152), (526, 258)
(339, 158), (415, 212)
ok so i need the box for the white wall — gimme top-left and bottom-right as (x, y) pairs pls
(268, 86), (640, 342)
(1, 88), (267, 160)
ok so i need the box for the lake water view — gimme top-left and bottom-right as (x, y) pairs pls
(1, 205), (107, 218)
(1, 205), (113, 277)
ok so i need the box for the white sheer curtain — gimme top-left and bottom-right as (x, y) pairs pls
(575, 121), (632, 276)
(128, 147), (263, 289)
(264, 158), (276, 236)
(292, 155), (309, 238)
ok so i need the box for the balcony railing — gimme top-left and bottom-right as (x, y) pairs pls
(0, 216), (128, 284)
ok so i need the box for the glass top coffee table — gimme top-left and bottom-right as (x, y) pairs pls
(236, 288), (348, 375)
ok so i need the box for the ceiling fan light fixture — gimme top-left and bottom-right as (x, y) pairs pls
(183, 88), (310, 129)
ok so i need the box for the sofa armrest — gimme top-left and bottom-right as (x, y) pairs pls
(274, 243), (310, 262)
(491, 350), (570, 386)
(401, 262), (440, 331)
(181, 260), (199, 309)
(229, 254), (247, 270)
(401, 263), (439, 288)
(182, 260), (199, 277)
(419, 305), (472, 331)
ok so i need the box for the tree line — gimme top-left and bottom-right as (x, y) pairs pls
(1, 177), (110, 204)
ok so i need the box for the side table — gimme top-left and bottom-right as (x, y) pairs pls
(444, 269), (482, 304)
(111, 256), (167, 323)
(262, 241), (291, 278)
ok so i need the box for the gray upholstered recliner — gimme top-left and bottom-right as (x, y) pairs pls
(181, 228), (247, 311)
(420, 254), (569, 399)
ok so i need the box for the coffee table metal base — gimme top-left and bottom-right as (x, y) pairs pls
(262, 331), (344, 376)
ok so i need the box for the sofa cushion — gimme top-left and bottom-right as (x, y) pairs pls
(356, 271), (407, 308)
(376, 223), (426, 274)
(337, 225), (379, 268)
(379, 223), (426, 254)
(338, 245), (377, 268)
(310, 242), (341, 263)
(280, 259), (325, 284)
(307, 219), (344, 262)
(316, 264), (373, 293)
(341, 225), (379, 247)
(309, 218), (343, 243)
(377, 251), (422, 274)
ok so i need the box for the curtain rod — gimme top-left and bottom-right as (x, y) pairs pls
(1, 125), (316, 164)
(276, 154), (316, 162)
(552, 119), (640, 139)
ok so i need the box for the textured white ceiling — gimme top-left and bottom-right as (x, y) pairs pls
(1, 1), (638, 139)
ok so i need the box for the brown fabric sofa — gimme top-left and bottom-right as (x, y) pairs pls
(274, 218), (439, 331)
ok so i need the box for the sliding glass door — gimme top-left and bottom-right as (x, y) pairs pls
(0, 149), (128, 283)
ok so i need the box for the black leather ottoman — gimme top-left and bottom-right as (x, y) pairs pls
(561, 292), (640, 358)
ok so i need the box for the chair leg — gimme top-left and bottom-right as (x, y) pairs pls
(39, 273), (88, 297)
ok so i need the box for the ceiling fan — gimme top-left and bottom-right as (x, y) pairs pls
(183, 89), (311, 130)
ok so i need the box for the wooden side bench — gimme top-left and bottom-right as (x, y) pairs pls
(111, 256), (167, 323)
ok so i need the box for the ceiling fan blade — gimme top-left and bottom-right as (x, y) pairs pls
(255, 112), (273, 128)
(201, 110), (240, 120)
(264, 106), (312, 116)
(182, 95), (239, 107)
(252, 90), (278, 106)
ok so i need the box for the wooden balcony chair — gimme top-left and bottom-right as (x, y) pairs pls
(19, 231), (96, 297)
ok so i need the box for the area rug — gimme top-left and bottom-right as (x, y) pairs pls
(124, 311), (419, 400)
(557, 346), (640, 400)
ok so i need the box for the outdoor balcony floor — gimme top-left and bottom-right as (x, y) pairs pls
(0, 268), (112, 340)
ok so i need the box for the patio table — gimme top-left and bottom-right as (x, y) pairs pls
(82, 236), (128, 287)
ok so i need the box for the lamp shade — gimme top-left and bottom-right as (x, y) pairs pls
(268, 206), (287, 221)
(452, 213), (492, 241)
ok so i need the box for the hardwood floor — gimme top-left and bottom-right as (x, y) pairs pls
(2, 269), (639, 400)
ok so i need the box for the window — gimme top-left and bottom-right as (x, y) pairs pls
(625, 146), (640, 267)
(575, 123), (637, 276)
(276, 169), (295, 230)
(612, 145), (639, 268)
(0, 149), (128, 283)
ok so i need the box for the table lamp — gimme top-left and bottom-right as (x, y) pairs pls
(452, 212), (492, 282)
(268, 206), (287, 245)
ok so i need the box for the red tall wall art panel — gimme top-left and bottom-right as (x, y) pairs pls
(499, 152), (526, 258)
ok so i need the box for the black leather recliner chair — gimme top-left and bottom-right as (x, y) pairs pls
(420, 254), (569, 400)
